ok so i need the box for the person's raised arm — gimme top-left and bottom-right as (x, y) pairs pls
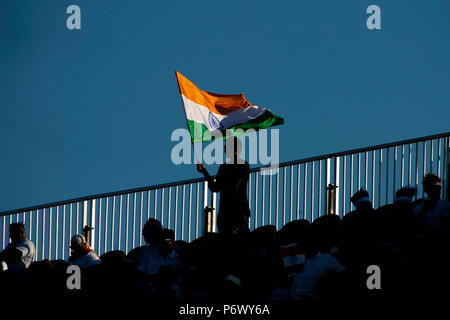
(196, 164), (220, 192)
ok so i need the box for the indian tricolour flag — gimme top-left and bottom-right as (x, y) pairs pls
(176, 71), (284, 143)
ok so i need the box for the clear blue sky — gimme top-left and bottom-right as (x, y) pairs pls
(1, 0), (449, 212)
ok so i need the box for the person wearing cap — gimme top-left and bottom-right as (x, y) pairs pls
(341, 189), (381, 270)
(67, 234), (100, 269)
(0, 223), (35, 273)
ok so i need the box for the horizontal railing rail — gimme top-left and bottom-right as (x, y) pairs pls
(1, 131), (449, 262)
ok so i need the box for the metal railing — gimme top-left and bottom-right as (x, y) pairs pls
(1, 132), (449, 261)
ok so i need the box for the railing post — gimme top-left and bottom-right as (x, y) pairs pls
(82, 225), (93, 247)
(81, 200), (95, 248)
(203, 206), (215, 234)
(327, 184), (337, 215)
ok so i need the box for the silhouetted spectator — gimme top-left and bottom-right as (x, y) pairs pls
(377, 187), (418, 251)
(309, 215), (341, 256)
(413, 173), (450, 232)
(197, 137), (251, 236)
(67, 234), (100, 269)
(0, 223), (35, 273)
(135, 220), (180, 276)
(341, 190), (380, 270)
(278, 220), (310, 278)
(290, 248), (345, 301)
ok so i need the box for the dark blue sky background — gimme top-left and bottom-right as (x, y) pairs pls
(1, 0), (449, 212)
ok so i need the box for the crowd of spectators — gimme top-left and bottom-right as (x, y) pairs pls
(1, 173), (449, 315)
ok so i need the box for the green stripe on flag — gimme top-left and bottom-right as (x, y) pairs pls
(187, 110), (284, 143)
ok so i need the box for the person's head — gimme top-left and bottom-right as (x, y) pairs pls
(351, 189), (372, 210)
(278, 219), (310, 246)
(422, 173), (441, 200)
(395, 187), (416, 203)
(9, 223), (26, 243)
(70, 234), (87, 253)
(224, 137), (242, 161)
(160, 228), (175, 256)
(142, 218), (163, 245)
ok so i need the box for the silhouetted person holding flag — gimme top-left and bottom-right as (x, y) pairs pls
(197, 137), (251, 236)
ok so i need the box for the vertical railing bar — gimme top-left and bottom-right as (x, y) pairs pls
(125, 194), (130, 254)
(325, 158), (330, 216)
(371, 151), (375, 205)
(349, 154), (354, 211)
(408, 144), (412, 186)
(147, 190), (151, 220)
(423, 141), (427, 197)
(311, 161), (315, 221)
(318, 160), (322, 217)
(364, 151), (368, 191)
(393, 147), (397, 200)
(282, 166), (286, 226)
(289, 165), (293, 221)
(154, 189), (158, 219)
(342, 156), (346, 216)
(335, 157), (340, 216)
(274, 170), (278, 228)
(61, 206), (65, 259)
(437, 139), (442, 179)
(111, 196), (116, 251)
(96, 198), (101, 255)
(196, 183), (200, 239)
(296, 164), (300, 220)
(269, 171), (272, 226)
(104, 197), (109, 254)
(69, 205), (72, 253)
(181, 185), (185, 241)
(350, 155), (353, 209)
(55, 206), (59, 259)
(76, 202), (79, 234)
(41, 208), (45, 260)
(118, 195), (122, 251)
(168, 187), (172, 230)
(254, 173), (258, 229)
(90, 199), (96, 255)
(188, 184), (192, 242)
(248, 174), (252, 229)
(443, 137), (448, 199)
(174, 186), (178, 239)
(161, 188), (165, 226)
(430, 139), (434, 173)
(48, 207), (52, 260)
(303, 163), (307, 220)
(378, 149), (383, 208)
(415, 142), (419, 196)
(401, 145), (405, 187)
(28, 210), (32, 244)
(386, 148), (390, 204)
(442, 138), (448, 199)
(262, 173), (266, 227)
(131, 192), (136, 249)
(2, 216), (5, 252)
(357, 153), (360, 191)
(35, 210), (39, 260)
(139, 191), (144, 246)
